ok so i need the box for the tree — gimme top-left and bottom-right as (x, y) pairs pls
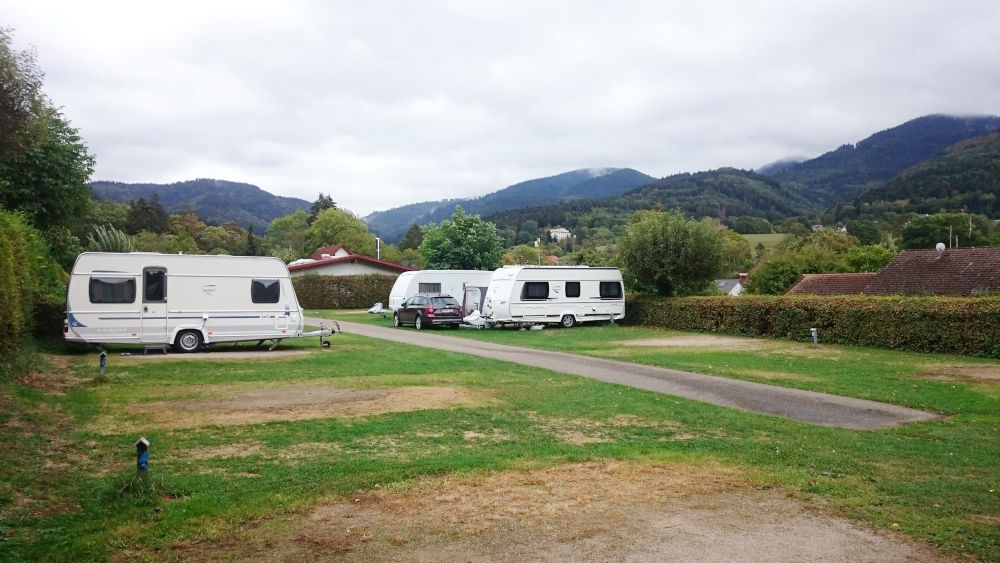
(727, 216), (773, 234)
(308, 193), (337, 225)
(0, 30), (95, 233)
(266, 210), (310, 258)
(618, 209), (725, 296)
(845, 220), (881, 246)
(305, 208), (375, 256)
(125, 194), (169, 235)
(744, 228), (861, 294)
(0, 108), (94, 232)
(0, 28), (47, 160)
(719, 229), (753, 277)
(846, 244), (896, 272)
(245, 224), (261, 256)
(399, 224), (423, 250)
(502, 244), (549, 265)
(419, 206), (503, 270)
(900, 213), (992, 250)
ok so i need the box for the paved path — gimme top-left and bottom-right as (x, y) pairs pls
(314, 319), (940, 430)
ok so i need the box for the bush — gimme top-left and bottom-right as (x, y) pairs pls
(292, 274), (398, 309)
(0, 210), (66, 376)
(33, 299), (67, 340)
(626, 293), (1000, 358)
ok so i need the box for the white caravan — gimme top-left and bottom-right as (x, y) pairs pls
(388, 269), (494, 315)
(482, 266), (625, 328)
(64, 252), (329, 352)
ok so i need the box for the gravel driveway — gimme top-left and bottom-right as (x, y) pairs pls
(316, 319), (940, 430)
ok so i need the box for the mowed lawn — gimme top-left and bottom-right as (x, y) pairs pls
(1, 315), (998, 560)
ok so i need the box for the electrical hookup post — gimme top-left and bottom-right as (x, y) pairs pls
(135, 437), (149, 481)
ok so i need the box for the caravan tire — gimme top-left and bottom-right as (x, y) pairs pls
(174, 330), (202, 353)
(560, 315), (576, 328)
(414, 314), (423, 330)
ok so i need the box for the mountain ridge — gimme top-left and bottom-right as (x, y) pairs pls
(363, 167), (655, 242)
(89, 178), (310, 233)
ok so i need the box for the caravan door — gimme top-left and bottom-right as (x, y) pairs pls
(463, 286), (482, 316)
(141, 266), (169, 344)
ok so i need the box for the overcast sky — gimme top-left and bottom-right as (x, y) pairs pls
(5, 0), (999, 217)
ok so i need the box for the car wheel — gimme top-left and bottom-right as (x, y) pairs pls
(414, 314), (423, 330)
(393, 312), (401, 327)
(174, 330), (202, 353)
(560, 315), (576, 328)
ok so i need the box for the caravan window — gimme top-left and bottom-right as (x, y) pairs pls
(521, 281), (549, 300)
(599, 281), (623, 299)
(565, 282), (581, 298)
(89, 277), (136, 304)
(251, 279), (281, 303)
(418, 282), (441, 293)
(144, 267), (166, 302)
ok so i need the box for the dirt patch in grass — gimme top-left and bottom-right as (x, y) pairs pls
(919, 364), (1000, 384)
(115, 385), (484, 429)
(617, 335), (764, 350)
(165, 460), (950, 562)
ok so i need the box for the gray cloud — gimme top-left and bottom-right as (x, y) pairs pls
(5, 0), (999, 216)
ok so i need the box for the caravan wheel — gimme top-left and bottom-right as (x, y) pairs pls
(560, 315), (577, 328)
(174, 330), (202, 353)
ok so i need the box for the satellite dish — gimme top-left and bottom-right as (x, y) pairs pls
(935, 242), (946, 253)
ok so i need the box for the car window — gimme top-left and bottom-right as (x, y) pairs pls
(431, 296), (459, 307)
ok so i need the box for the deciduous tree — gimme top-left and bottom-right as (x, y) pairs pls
(618, 209), (725, 296)
(419, 207), (503, 270)
(305, 208), (375, 256)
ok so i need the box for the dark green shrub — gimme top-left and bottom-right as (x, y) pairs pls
(625, 293), (1000, 358)
(292, 274), (398, 309)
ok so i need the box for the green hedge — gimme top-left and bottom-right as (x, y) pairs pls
(626, 294), (1000, 358)
(292, 274), (398, 309)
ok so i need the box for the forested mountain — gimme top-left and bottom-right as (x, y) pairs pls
(89, 178), (310, 232)
(488, 168), (819, 240)
(363, 168), (654, 242)
(826, 129), (1000, 222)
(763, 114), (1000, 206)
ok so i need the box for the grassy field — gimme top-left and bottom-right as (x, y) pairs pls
(741, 232), (790, 252)
(1, 317), (998, 560)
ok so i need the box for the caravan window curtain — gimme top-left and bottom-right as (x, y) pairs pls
(565, 282), (581, 298)
(521, 282), (549, 300)
(599, 281), (622, 299)
(89, 277), (136, 304)
(251, 279), (281, 303)
(144, 268), (167, 302)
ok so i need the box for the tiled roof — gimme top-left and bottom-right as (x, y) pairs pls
(287, 254), (416, 274)
(310, 244), (349, 260)
(862, 247), (1000, 296)
(785, 273), (878, 296)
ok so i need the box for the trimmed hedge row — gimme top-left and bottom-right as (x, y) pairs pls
(292, 274), (398, 310)
(626, 293), (1000, 358)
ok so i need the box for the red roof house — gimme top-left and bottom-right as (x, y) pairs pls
(287, 245), (415, 277)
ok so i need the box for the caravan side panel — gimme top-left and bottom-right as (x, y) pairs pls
(484, 266), (625, 326)
(64, 253), (305, 348)
(387, 270), (493, 311)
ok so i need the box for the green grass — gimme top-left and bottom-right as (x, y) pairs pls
(742, 232), (790, 251)
(2, 322), (999, 560)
